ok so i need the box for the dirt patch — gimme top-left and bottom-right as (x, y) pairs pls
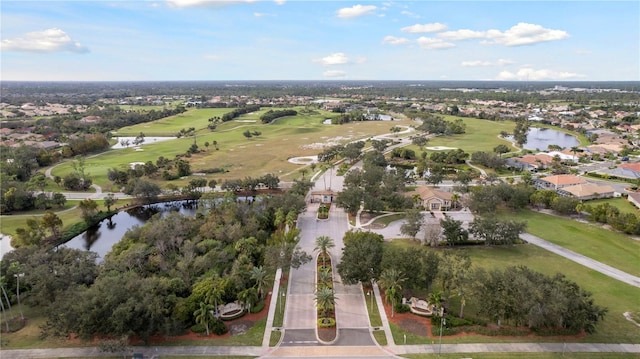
(318, 327), (336, 342)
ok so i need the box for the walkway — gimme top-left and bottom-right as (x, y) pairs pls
(521, 233), (640, 288)
(3, 342), (639, 358)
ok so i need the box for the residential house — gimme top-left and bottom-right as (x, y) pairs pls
(558, 183), (616, 200)
(627, 193), (640, 209)
(406, 186), (452, 211)
(506, 153), (554, 172)
(535, 174), (587, 191)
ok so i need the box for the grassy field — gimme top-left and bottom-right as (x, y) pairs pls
(403, 354), (640, 359)
(114, 108), (235, 136)
(502, 209), (640, 277)
(386, 239), (640, 344)
(51, 109), (412, 189)
(1, 198), (134, 237)
(427, 116), (516, 153)
(584, 197), (639, 215)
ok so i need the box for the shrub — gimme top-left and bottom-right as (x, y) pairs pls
(210, 318), (228, 335)
(318, 318), (336, 328)
(251, 300), (265, 313)
(190, 323), (206, 334)
(394, 303), (411, 314)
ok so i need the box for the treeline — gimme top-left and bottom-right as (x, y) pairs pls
(221, 105), (261, 122)
(30, 106), (187, 135)
(580, 201), (640, 235)
(0, 185), (312, 342)
(260, 109), (297, 124)
(336, 231), (607, 336)
(416, 114), (466, 135)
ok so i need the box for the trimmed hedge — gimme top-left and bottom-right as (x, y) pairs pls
(318, 318), (336, 328)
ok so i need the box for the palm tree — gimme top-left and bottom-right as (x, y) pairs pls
(317, 266), (332, 288)
(194, 301), (214, 336)
(428, 290), (443, 315)
(250, 266), (269, 300)
(314, 286), (336, 323)
(378, 268), (407, 318)
(451, 193), (460, 210)
(314, 236), (335, 267)
(206, 278), (225, 317)
(237, 287), (258, 313)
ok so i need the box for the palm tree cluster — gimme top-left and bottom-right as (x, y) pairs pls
(314, 236), (336, 325)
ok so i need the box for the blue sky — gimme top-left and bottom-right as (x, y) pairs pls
(1, 1), (638, 81)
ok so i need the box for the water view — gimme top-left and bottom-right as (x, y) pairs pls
(522, 127), (580, 150)
(64, 200), (199, 260)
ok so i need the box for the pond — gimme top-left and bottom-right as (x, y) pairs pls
(522, 127), (580, 151)
(111, 136), (176, 149)
(63, 197), (256, 261)
(63, 200), (200, 260)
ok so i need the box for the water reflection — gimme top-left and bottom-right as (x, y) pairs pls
(523, 128), (579, 150)
(64, 200), (199, 260)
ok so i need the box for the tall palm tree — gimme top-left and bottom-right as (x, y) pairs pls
(378, 268), (407, 318)
(250, 266), (269, 300)
(314, 236), (335, 267)
(314, 286), (336, 323)
(194, 301), (214, 336)
(237, 287), (258, 313)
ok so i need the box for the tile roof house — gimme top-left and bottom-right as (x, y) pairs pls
(558, 183), (616, 200)
(535, 174), (587, 191)
(406, 186), (452, 211)
(506, 153), (554, 171)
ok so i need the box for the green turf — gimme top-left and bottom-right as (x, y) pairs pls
(403, 353), (640, 359)
(583, 197), (639, 215)
(502, 209), (640, 277)
(50, 111), (412, 189)
(114, 108), (235, 136)
(427, 117), (516, 153)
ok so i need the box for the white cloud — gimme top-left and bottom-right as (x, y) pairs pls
(254, 12), (276, 17)
(314, 52), (350, 66)
(461, 58), (514, 67)
(382, 35), (410, 45)
(401, 22), (447, 33)
(323, 70), (347, 78)
(336, 4), (377, 18)
(166, 0), (255, 8)
(400, 10), (420, 19)
(416, 37), (455, 50)
(438, 29), (486, 41)
(485, 22), (569, 46)
(496, 67), (585, 80)
(1, 28), (88, 53)
(438, 23), (569, 47)
(274, 0), (286, 4)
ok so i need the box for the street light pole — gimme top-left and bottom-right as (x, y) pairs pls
(438, 307), (445, 357)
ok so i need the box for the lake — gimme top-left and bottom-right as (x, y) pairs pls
(63, 200), (199, 260)
(521, 128), (580, 150)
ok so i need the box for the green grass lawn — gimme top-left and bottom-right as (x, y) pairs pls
(114, 108), (235, 136)
(386, 240), (640, 344)
(427, 117), (515, 153)
(584, 197), (639, 215)
(403, 354), (640, 359)
(51, 111), (412, 189)
(502, 209), (640, 277)
(1, 198), (134, 238)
